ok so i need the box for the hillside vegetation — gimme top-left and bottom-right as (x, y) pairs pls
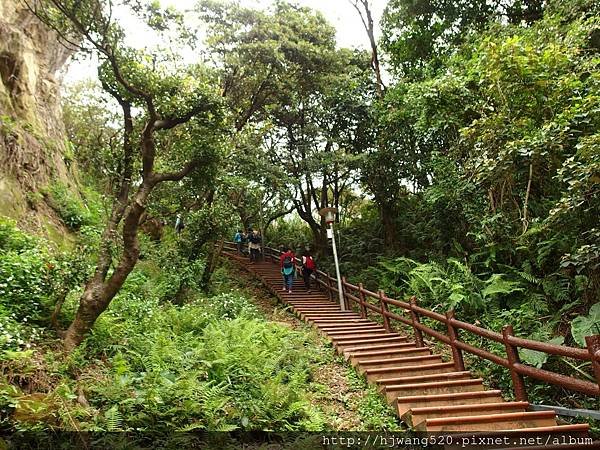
(0, 0), (598, 440)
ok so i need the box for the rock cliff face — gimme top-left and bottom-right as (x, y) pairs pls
(0, 0), (75, 240)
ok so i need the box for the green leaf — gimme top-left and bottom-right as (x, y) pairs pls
(482, 274), (524, 298)
(3, 349), (34, 361)
(571, 303), (600, 347)
(519, 336), (564, 368)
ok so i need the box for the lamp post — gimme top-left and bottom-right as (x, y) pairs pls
(319, 207), (345, 311)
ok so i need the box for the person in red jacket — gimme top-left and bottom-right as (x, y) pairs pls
(280, 247), (296, 293)
(301, 249), (316, 293)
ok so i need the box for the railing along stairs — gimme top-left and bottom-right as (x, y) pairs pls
(221, 241), (599, 448)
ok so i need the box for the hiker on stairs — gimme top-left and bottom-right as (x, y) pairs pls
(234, 230), (243, 253)
(301, 249), (316, 293)
(280, 247), (296, 293)
(248, 229), (262, 263)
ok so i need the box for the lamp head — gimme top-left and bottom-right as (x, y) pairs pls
(319, 207), (338, 224)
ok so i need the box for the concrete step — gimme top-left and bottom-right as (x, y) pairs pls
(306, 315), (363, 324)
(287, 298), (331, 301)
(336, 336), (409, 351)
(330, 331), (399, 342)
(351, 347), (431, 366)
(305, 310), (360, 320)
(303, 313), (362, 320)
(342, 341), (418, 358)
(320, 324), (383, 333)
(292, 306), (346, 315)
(395, 390), (504, 416)
(366, 363), (452, 384)
(296, 309), (342, 317)
(315, 320), (372, 328)
(295, 308), (341, 314)
(424, 410), (557, 432)
(288, 299), (336, 304)
(291, 304), (337, 309)
(376, 370), (471, 392)
(363, 355), (444, 378)
(327, 329), (390, 339)
(354, 350), (436, 371)
(382, 378), (485, 403)
(405, 401), (529, 428)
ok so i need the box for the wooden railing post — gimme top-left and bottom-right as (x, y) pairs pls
(445, 310), (465, 371)
(378, 290), (391, 332)
(502, 325), (528, 402)
(409, 296), (424, 348)
(341, 277), (349, 311)
(585, 335), (600, 391)
(358, 283), (368, 319)
(326, 273), (333, 302)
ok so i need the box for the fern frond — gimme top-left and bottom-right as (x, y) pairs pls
(104, 405), (122, 432)
(518, 271), (543, 285)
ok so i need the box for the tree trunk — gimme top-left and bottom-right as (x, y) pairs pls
(311, 222), (329, 257)
(63, 185), (150, 351)
(380, 206), (397, 254)
(201, 238), (225, 291)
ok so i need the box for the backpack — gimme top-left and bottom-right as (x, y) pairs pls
(304, 256), (315, 270)
(283, 255), (293, 269)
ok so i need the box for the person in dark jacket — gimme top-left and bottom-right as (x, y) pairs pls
(248, 229), (262, 263)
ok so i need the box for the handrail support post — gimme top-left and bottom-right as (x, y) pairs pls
(358, 283), (368, 319)
(410, 296), (424, 348)
(585, 334), (600, 391)
(341, 277), (350, 311)
(445, 310), (465, 372)
(503, 325), (528, 402)
(378, 290), (391, 332)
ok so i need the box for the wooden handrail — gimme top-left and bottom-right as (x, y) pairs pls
(221, 242), (600, 399)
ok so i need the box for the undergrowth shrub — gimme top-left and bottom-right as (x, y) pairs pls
(79, 297), (326, 432)
(45, 182), (101, 230)
(0, 219), (54, 351)
(0, 218), (91, 351)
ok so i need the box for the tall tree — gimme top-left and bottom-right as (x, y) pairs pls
(198, 1), (372, 253)
(26, 0), (226, 350)
(264, 47), (373, 254)
(381, 0), (545, 79)
(348, 0), (385, 96)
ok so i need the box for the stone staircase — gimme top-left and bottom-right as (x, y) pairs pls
(224, 253), (595, 448)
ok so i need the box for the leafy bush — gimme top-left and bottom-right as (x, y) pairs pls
(0, 245), (49, 322)
(0, 218), (90, 351)
(0, 219), (37, 252)
(45, 183), (100, 230)
(77, 294), (325, 432)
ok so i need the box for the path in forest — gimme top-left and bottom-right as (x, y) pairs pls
(222, 250), (597, 449)
(232, 264), (402, 431)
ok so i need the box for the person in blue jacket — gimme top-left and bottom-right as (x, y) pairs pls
(234, 230), (243, 253)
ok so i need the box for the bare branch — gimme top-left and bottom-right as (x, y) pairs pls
(152, 159), (201, 184)
(153, 102), (211, 130)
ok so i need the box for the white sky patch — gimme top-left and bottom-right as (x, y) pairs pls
(63, 0), (387, 84)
